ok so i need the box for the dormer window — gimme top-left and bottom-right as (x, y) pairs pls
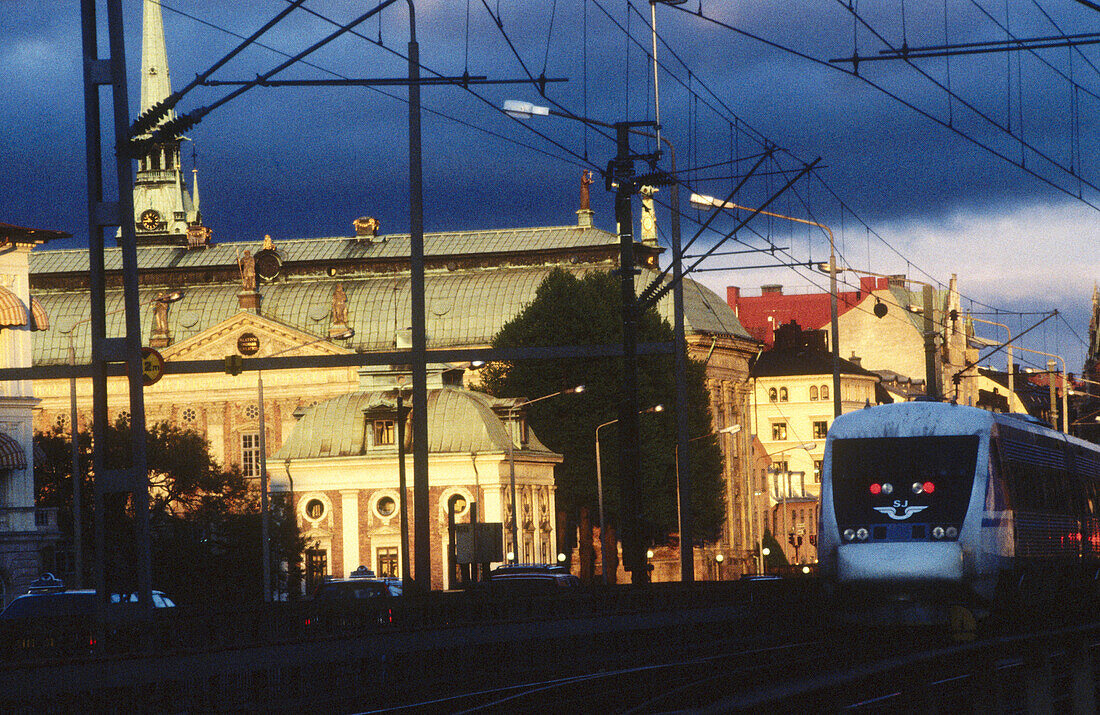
(374, 419), (395, 446)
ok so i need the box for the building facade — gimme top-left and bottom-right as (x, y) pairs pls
(0, 223), (64, 604)
(748, 321), (891, 566)
(21, 0), (762, 591)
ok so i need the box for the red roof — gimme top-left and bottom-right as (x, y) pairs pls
(728, 276), (889, 347)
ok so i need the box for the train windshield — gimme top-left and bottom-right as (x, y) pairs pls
(831, 436), (979, 540)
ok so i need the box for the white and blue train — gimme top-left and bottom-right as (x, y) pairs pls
(819, 401), (1100, 626)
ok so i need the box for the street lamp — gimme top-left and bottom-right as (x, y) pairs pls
(594, 403), (664, 583)
(673, 424), (740, 571)
(63, 289), (183, 589)
(504, 98), (659, 583)
(691, 193), (842, 418)
(506, 385), (585, 564)
(256, 328), (354, 600)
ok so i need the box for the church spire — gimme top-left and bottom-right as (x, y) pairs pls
(130, 0), (209, 248)
(140, 0), (174, 122)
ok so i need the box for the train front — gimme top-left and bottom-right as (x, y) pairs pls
(818, 403), (993, 626)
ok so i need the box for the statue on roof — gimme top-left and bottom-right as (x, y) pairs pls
(239, 249), (256, 291)
(153, 293), (169, 335)
(332, 283), (348, 325)
(579, 170), (593, 211)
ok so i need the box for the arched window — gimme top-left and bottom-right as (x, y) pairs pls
(820, 385), (829, 401)
(809, 385), (819, 401)
(779, 387), (788, 402)
(768, 388), (778, 402)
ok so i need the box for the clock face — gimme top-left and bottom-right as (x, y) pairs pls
(140, 209), (161, 231)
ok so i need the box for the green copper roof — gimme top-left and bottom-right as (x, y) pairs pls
(30, 226), (751, 365)
(29, 226), (621, 275)
(273, 387), (556, 460)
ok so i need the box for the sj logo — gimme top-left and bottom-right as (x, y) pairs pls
(873, 500), (928, 521)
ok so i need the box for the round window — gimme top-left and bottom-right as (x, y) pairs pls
(376, 496), (396, 517)
(245, 404), (259, 420)
(305, 498), (325, 520)
(182, 408), (196, 423)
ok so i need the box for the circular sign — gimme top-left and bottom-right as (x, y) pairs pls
(141, 347), (165, 386)
(237, 332), (260, 356)
(254, 249), (282, 281)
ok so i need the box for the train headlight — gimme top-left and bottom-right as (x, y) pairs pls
(945, 526), (958, 539)
(932, 526), (945, 539)
(881, 483), (893, 495)
(912, 482), (924, 495)
(843, 528), (855, 541)
(856, 528), (869, 541)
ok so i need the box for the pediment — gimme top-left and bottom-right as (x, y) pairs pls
(160, 311), (355, 362)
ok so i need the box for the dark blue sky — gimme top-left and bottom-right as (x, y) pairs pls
(2, 1), (1097, 372)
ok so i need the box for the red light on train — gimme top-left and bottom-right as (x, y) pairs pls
(923, 481), (935, 494)
(869, 483), (882, 495)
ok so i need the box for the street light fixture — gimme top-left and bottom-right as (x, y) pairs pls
(673, 424), (740, 571)
(594, 403), (664, 583)
(506, 385), (585, 564)
(503, 98), (660, 583)
(691, 192), (842, 419)
(256, 328), (354, 600)
(63, 289), (184, 589)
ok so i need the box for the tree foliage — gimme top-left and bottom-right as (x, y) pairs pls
(478, 268), (726, 547)
(34, 418), (303, 606)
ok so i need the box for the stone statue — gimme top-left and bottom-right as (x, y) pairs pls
(579, 169), (593, 211)
(153, 293), (169, 334)
(239, 250), (256, 291)
(332, 283), (348, 325)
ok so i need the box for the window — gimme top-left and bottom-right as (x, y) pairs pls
(374, 419), (395, 446)
(182, 408), (196, 423)
(245, 404), (260, 420)
(376, 496), (396, 518)
(813, 460), (824, 483)
(779, 387), (788, 402)
(771, 422), (788, 441)
(305, 498), (325, 520)
(768, 388), (778, 402)
(820, 385), (829, 400)
(377, 547), (399, 578)
(809, 385), (818, 401)
(241, 433), (261, 478)
(812, 420), (828, 439)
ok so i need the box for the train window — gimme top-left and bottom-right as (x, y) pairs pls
(830, 435), (979, 532)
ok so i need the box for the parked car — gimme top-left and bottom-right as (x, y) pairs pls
(306, 568), (400, 632)
(487, 564), (582, 595)
(0, 575), (176, 658)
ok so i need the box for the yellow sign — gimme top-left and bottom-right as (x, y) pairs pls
(141, 347), (165, 386)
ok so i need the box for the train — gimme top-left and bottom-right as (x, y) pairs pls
(818, 401), (1100, 633)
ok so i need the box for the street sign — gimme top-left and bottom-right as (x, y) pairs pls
(455, 522), (504, 564)
(141, 346), (165, 386)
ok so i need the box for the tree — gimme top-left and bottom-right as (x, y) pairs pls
(34, 418), (303, 606)
(478, 268), (726, 558)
